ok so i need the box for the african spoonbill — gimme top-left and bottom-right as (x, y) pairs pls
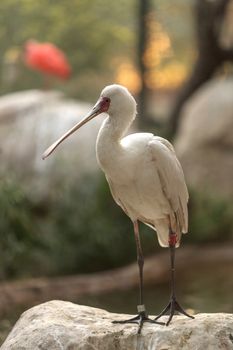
(43, 84), (194, 334)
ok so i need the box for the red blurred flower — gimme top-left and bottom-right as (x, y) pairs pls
(24, 40), (71, 79)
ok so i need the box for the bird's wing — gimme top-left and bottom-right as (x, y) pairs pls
(149, 136), (189, 233)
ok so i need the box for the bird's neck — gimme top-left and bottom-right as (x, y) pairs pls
(96, 113), (134, 171)
(98, 112), (134, 143)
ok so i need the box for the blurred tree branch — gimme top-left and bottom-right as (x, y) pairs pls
(168, 0), (233, 138)
(137, 0), (151, 127)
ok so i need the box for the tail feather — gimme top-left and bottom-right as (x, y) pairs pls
(157, 227), (170, 247)
(156, 225), (181, 248)
(143, 218), (182, 248)
(156, 223), (181, 248)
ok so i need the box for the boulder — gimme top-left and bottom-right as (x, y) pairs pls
(174, 78), (233, 198)
(2, 300), (233, 350)
(0, 90), (104, 198)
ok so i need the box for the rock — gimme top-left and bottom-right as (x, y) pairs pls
(2, 300), (233, 350)
(174, 78), (233, 198)
(0, 90), (104, 198)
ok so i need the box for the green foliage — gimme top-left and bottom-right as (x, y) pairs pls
(0, 0), (134, 98)
(187, 189), (233, 244)
(0, 179), (44, 278)
(43, 175), (156, 275)
(0, 175), (156, 279)
(0, 0), (195, 99)
(0, 175), (232, 281)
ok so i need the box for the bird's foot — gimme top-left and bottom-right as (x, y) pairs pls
(154, 296), (194, 326)
(112, 305), (164, 334)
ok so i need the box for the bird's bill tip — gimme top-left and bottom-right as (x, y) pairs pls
(42, 104), (103, 160)
(42, 149), (50, 160)
(42, 143), (57, 160)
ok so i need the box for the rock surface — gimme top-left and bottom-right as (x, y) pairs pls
(2, 300), (233, 350)
(0, 90), (104, 198)
(175, 78), (233, 199)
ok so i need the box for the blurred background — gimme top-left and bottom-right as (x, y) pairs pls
(0, 0), (233, 343)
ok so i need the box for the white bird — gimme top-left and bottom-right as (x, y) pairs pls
(43, 84), (194, 334)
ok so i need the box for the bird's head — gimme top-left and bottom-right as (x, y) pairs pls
(100, 84), (137, 118)
(42, 84), (136, 159)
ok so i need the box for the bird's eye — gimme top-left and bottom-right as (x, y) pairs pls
(105, 98), (110, 103)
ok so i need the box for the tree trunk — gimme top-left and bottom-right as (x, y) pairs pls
(137, 0), (151, 127)
(168, 0), (232, 138)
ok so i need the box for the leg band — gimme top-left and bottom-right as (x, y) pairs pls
(137, 304), (146, 312)
(169, 232), (177, 247)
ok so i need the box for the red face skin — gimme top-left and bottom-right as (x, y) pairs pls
(99, 97), (111, 112)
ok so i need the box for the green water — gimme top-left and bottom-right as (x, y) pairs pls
(77, 263), (233, 315)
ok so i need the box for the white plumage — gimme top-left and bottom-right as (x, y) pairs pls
(95, 85), (188, 248)
(43, 84), (193, 331)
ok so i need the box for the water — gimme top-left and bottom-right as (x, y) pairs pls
(77, 262), (233, 315)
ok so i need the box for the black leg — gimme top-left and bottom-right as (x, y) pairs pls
(134, 220), (144, 307)
(154, 229), (194, 326)
(113, 221), (164, 334)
